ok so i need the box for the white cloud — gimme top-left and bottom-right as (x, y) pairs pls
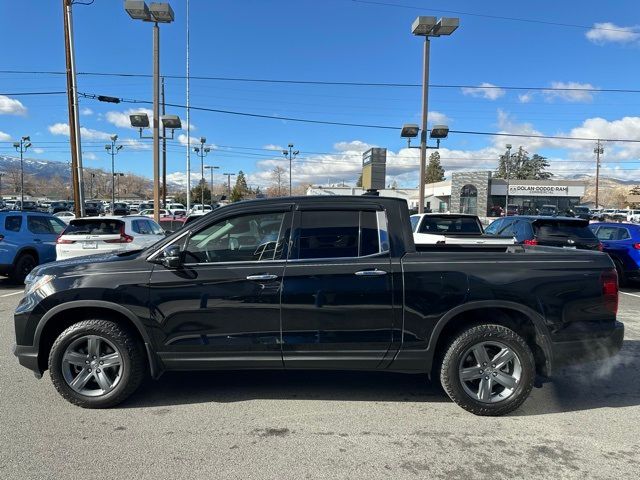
(177, 134), (213, 147)
(263, 144), (284, 151)
(48, 122), (114, 141)
(32, 148), (45, 154)
(586, 22), (640, 45)
(83, 152), (97, 160)
(121, 138), (151, 150)
(80, 107), (93, 116)
(428, 111), (450, 125)
(543, 81), (595, 103)
(0, 131), (11, 141)
(518, 93), (534, 104)
(461, 83), (506, 100)
(0, 95), (27, 115)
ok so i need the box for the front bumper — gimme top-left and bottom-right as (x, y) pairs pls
(13, 343), (43, 378)
(551, 321), (624, 368)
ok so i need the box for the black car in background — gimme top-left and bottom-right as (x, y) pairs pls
(486, 216), (602, 250)
(83, 201), (103, 216)
(48, 201), (69, 214)
(12, 201), (39, 211)
(573, 206), (592, 220)
(112, 202), (130, 215)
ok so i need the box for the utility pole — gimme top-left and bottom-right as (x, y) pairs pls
(185, 0), (191, 212)
(205, 165), (219, 206)
(161, 77), (167, 208)
(504, 144), (512, 215)
(114, 173), (125, 201)
(223, 173), (235, 199)
(13, 137), (31, 208)
(89, 173), (95, 198)
(282, 144), (299, 196)
(595, 140), (603, 209)
(63, 0), (84, 217)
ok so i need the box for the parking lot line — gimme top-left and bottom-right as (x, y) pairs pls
(0, 291), (23, 298)
(620, 291), (640, 299)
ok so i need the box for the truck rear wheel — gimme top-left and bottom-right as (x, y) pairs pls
(440, 324), (535, 416)
(48, 320), (145, 408)
(10, 253), (36, 284)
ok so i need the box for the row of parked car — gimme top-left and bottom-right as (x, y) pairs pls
(0, 205), (214, 283)
(411, 212), (640, 285)
(495, 204), (640, 222)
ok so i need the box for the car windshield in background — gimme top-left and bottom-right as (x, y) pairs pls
(418, 216), (481, 234)
(64, 219), (123, 235)
(533, 220), (596, 240)
(410, 216), (420, 232)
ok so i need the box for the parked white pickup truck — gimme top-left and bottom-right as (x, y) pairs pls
(411, 213), (516, 246)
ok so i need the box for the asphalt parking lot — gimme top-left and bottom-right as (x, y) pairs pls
(1, 278), (639, 480)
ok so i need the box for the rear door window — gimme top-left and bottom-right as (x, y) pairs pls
(484, 218), (504, 235)
(64, 219), (124, 235)
(27, 216), (59, 234)
(4, 215), (23, 232)
(595, 226), (631, 241)
(418, 216), (481, 234)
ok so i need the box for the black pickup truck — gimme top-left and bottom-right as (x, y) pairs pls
(13, 196), (623, 415)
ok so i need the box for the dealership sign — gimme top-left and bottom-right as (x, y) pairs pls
(508, 185), (570, 196)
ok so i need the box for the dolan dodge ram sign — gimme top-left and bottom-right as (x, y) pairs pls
(508, 184), (571, 196)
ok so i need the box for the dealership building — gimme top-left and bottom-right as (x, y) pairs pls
(308, 170), (587, 216)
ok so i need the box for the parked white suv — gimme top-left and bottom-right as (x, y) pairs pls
(628, 209), (640, 223)
(166, 203), (187, 215)
(56, 216), (166, 260)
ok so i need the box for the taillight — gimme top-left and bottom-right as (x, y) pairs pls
(523, 239), (538, 246)
(601, 269), (619, 315)
(634, 243), (640, 250)
(105, 225), (134, 243)
(0, 234), (4, 242)
(598, 242), (604, 252)
(56, 234), (74, 244)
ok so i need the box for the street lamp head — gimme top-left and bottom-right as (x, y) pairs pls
(293, 150), (299, 155)
(129, 113), (150, 128)
(110, 134), (118, 142)
(411, 16), (437, 36)
(282, 150), (288, 156)
(400, 124), (420, 138)
(429, 125), (449, 139)
(506, 144), (512, 149)
(204, 147), (211, 153)
(24, 142), (31, 149)
(13, 142), (20, 149)
(288, 143), (294, 148)
(199, 136), (206, 144)
(432, 17), (460, 36)
(194, 147), (200, 153)
(116, 145), (124, 152)
(124, 0), (152, 21)
(149, 2), (175, 23)
(22, 136), (30, 142)
(161, 115), (182, 130)
(105, 145), (111, 151)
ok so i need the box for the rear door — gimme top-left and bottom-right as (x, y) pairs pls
(281, 206), (395, 369)
(26, 215), (66, 263)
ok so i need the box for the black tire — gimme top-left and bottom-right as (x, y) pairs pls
(48, 320), (145, 408)
(10, 253), (37, 284)
(440, 324), (535, 416)
(612, 258), (627, 287)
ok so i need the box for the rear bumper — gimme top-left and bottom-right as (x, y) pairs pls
(13, 343), (43, 378)
(0, 263), (12, 275)
(551, 321), (624, 368)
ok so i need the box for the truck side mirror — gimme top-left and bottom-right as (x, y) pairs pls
(160, 244), (182, 269)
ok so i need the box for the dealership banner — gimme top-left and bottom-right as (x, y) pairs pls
(508, 184), (572, 197)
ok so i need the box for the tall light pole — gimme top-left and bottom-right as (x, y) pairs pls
(223, 173), (236, 199)
(204, 165), (219, 206)
(114, 173), (125, 201)
(595, 140), (603, 209)
(105, 135), (123, 214)
(411, 16), (459, 214)
(504, 144), (512, 215)
(125, 0), (175, 223)
(185, 0), (191, 212)
(13, 136), (31, 209)
(193, 137), (210, 207)
(282, 144), (299, 196)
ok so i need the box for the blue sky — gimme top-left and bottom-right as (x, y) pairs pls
(1, 0), (639, 188)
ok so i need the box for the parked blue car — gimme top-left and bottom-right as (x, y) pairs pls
(0, 211), (67, 283)
(589, 222), (640, 285)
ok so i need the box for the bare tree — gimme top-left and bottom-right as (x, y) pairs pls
(268, 166), (287, 197)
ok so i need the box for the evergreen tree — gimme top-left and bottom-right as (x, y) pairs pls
(230, 171), (249, 202)
(495, 146), (551, 180)
(425, 151), (445, 183)
(356, 173), (363, 187)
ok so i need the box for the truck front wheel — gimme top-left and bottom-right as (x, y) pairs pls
(440, 324), (535, 416)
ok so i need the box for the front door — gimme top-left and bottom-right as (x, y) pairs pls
(148, 207), (293, 370)
(281, 208), (395, 369)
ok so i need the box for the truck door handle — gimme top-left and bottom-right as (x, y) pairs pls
(355, 269), (388, 276)
(246, 274), (278, 281)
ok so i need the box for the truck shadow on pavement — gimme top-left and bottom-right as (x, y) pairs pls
(122, 340), (640, 415)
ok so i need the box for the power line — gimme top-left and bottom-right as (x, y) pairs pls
(350, 0), (635, 33)
(0, 91), (66, 96)
(79, 92), (640, 144)
(2, 70), (640, 94)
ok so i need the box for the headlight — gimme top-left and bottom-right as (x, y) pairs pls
(25, 274), (55, 296)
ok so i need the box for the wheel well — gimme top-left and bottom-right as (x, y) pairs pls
(432, 307), (548, 376)
(15, 248), (39, 265)
(37, 307), (147, 373)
